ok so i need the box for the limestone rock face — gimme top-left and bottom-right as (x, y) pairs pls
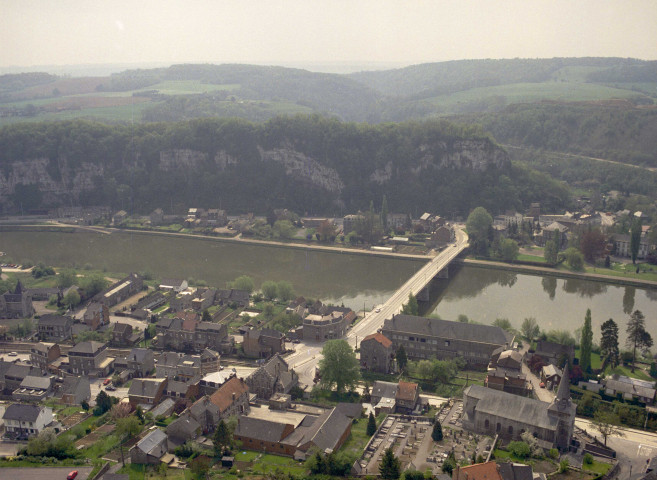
(159, 149), (208, 171)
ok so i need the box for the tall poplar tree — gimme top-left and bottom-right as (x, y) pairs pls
(600, 318), (619, 368)
(630, 218), (642, 264)
(580, 309), (593, 373)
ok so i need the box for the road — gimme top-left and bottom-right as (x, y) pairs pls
(285, 227), (469, 386)
(0, 467), (94, 480)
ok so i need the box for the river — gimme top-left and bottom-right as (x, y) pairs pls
(1, 229), (656, 342)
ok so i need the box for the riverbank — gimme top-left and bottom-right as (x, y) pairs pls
(0, 223), (432, 261)
(458, 258), (657, 290)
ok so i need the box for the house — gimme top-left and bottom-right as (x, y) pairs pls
(130, 428), (168, 464)
(2, 404), (54, 438)
(115, 348), (155, 378)
(426, 226), (455, 249)
(245, 355), (299, 399)
(216, 289), (250, 308)
(242, 327), (285, 358)
(83, 303), (109, 330)
(155, 350), (220, 380)
(371, 380), (420, 414)
(613, 233), (651, 259)
(302, 306), (355, 342)
(159, 279), (188, 293)
(490, 349), (523, 371)
(0, 280), (34, 319)
(13, 375), (53, 402)
(111, 322), (140, 347)
(132, 291), (167, 312)
(535, 222), (568, 248)
(198, 370), (237, 396)
(360, 333), (394, 373)
(128, 378), (168, 408)
(94, 273), (143, 307)
(382, 315), (513, 366)
(290, 407), (353, 456)
(396, 381), (420, 413)
(2, 363), (41, 392)
(164, 378), (200, 401)
(462, 365), (576, 451)
(234, 416), (297, 456)
(30, 342), (61, 373)
(191, 288), (217, 311)
(532, 340), (575, 367)
(209, 376), (250, 419)
(56, 376), (91, 405)
(37, 314), (73, 341)
(112, 210), (128, 225)
(486, 368), (532, 397)
(68, 341), (113, 376)
(166, 413), (201, 445)
(540, 365), (563, 390)
(343, 214), (364, 234)
(188, 396), (222, 433)
(155, 318), (229, 353)
(603, 375), (656, 404)
(150, 398), (176, 419)
(453, 461), (503, 480)
(150, 208), (164, 226)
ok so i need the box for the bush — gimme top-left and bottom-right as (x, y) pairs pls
(508, 441), (531, 459)
(559, 459), (570, 473)
(583, 453), (593, 465)
(548, 448), (559, 459)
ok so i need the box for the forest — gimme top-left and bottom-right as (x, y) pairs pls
(0, 116), (570, 216)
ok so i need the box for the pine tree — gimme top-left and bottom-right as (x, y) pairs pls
(600, 318), (619, 368)
(379, 448), (401, 479)
(580, 309), (593, 373)
(432, 421), (443, 441)
(627, 310), (653, 372)
(213, 419), (232, 456)
(366, 412), (377, 436)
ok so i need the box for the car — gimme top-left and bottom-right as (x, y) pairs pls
(7, 352), (17, 357)
(67, 471), (78, 480)
(292, 339), (300, 344)
(103, 378), (111, 385)
(105, 384), (116, 391)
(539, 382), (546, 388)
(375, 308), (381, 313)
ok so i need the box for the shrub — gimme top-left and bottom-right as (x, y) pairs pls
(508, 441), (531, 459)
(559, 459), (570, 473)
(548, 448), (559, 459)
(583, 453), (593, 465)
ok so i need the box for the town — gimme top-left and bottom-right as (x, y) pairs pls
(0, 199), (656, 480)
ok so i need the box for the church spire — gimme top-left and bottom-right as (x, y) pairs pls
(555, 362), (570, 404)
(14, 280), (23, 294)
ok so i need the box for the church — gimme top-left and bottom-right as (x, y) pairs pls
(462, 364), (576, 451)
(0, 280), (34, 319)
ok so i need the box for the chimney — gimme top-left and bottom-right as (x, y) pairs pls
(232, 392), (236, 401)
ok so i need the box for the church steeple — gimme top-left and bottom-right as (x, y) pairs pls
(555, 362), (571, 404)
(14, 280), (23, 295)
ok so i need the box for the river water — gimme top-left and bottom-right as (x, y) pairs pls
(1, 230), (655, 343)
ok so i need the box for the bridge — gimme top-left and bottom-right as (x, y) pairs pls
(285, 227), (469, 385)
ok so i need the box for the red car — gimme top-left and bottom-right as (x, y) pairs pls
(103, 378), (111, 386)
(539, 382), (546, 388)
(67, 471), (78, 480)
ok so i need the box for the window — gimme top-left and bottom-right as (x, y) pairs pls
(420, 338), (426, 343)
(508, 426), (513, 435)
(496, 423), (501, 433)
(445, 341), (450, 346)
(485, 419), (490, 429)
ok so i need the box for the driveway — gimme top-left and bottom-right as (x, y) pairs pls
(0, 467), (94, 480)
(0, 440), (22, 456)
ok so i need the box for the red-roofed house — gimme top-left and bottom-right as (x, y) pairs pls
(395, 381), (420, 413)
(209, 376), (250, 419)
(453, 462), (503, 480)
(360, 333), (394, 373)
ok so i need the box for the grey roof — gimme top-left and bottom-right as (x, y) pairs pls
(384, 315), (512, 345)
(61, 376), (89, 395)
(32, 342), (56, 352)
(129, 378), (166, 399)
(300, 408), (352, 451)
(20, 375), (52, 390)
(372, 381), (398, 399)
(3, 403), (45, 422)
(38, 314), (72, 327)
(235, 416), (292, 443)
(113, 323), (132, 335)
(166, 414), (201, 439)
(166, 380), (190, 395)
(335, 402), (363, 419)
(464, 385), (558, 430)
(5, 363), (38, 379)
(541, 364), (562, 379)
(498, 462), (534, 480)
(128, 348), (152, 363)
(605, 378), (656, 399)
(150, 398), (176, 418)
(70, 341), (106, 354)
(189, 396), (221, 422)
(135, 428), (168, 455)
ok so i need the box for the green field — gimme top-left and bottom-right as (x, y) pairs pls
(147, 80), (240, 94)
(426, 81), (646, 113)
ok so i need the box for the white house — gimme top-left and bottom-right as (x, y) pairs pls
(2, 403), (54, 438)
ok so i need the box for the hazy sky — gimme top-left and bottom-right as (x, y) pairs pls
(2, 0), (656, 71)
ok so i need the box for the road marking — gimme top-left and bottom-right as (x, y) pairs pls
(638, 444), (655, 457)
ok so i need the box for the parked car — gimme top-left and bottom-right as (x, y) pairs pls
(105, 384), (116, 391)
(8, 352), (17, 357)
(103, 378), (111, 385)
(539, 382), (546, 388)
(67, 471), (78, 480)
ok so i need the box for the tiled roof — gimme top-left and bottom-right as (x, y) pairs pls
(362, 332), (392, 348)
(3, 403), (45, 422)
(396, 381), (418, 402)
(210, 376), (249, 413)
(384, 315), (512, 346)
(455, 461), (503, 480)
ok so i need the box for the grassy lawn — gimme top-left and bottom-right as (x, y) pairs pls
(608, 364), (654, 382)
(233, 451), (307, 477)
(339, 414), (384, 462)
(583, 460), (612, 475)
(517, 254), (548, 263)
(81, 433), (121, 459)
(117, 464), (195, 480)
(583, 262), (657, 282)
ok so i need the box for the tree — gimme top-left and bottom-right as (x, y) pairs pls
(492, 318), (513, 332)
(396, 345), (408, 372)
(591, 410), (624, 446)
(95, 390), (112, 414)
(432, 421), (443, 441)
(276, 281), (294, 302)
(261, 280), (278, 300)
(81, 273), (108, 297)
(562, 247), (584, 270)
(580, 229), (607, 262)
(401, 292), (419, 316)
(366, 412), (377, 436)
(317, 219), (337, 242)
(600, 318), (620, 368)
(262, 302), (275, 320)
(521, 317), (540, 340)
(580, 309), (593, 373)
(508, 441), (530, 459)
(63, 289), (81, 309)
(318, 340), (360, 394)
(466, 207), (493, 256)
(442, 451), (457, 475)
(190, 456), (211, 479)
(381, 195), (389, 232)
(499, 238), (519, 262)
(57, 269), (76, 288)
(544, 230), (559, 265)
(630, 218), (642, 264)
(116, 416), (141, 438)
(230, 275), (254, 293)
(201, 310), (212, 322)
(213, 419), (232, 456)
(403, 471), (425, 480)
(379, 447), (401, 480)
(626, 310), (653, 372)
(273, 219), (296, 239)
